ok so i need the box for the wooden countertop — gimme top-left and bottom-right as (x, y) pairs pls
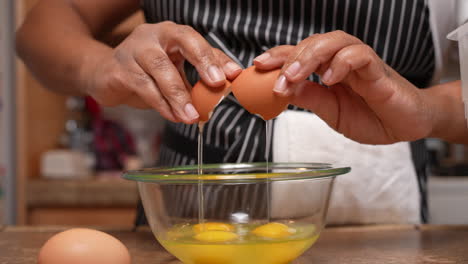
(1, 225), (468, 263)
(27, 179), (139, 207)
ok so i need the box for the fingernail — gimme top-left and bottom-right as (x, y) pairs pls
(285, 61), (301, 78)
(184, 103), (199, 121)
(273, 75), (288, 93)
(208, 65), (225, 83)
(223, 62), (242, 75)
(254, 53), (271, 63)
(322, 68), (333, 83)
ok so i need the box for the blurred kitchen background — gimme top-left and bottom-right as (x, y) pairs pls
(1, 0), (468, 227)
(0, 0), (165, 227)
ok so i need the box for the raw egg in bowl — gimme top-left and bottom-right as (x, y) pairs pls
(123, 162), (350, 264)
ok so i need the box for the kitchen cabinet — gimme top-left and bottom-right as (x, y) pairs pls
(428, 176), (468, 224)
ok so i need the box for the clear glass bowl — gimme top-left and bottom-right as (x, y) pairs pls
(124, 162), (350, 264)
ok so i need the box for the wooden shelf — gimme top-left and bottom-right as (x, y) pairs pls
(26, 178), (139, 227)
(27, 179), (138, 208)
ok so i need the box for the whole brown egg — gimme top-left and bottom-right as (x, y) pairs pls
(37, 228), (131, 264)
(231, 66), (291, 120)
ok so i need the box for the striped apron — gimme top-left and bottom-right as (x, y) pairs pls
(135, 0), (434, 225)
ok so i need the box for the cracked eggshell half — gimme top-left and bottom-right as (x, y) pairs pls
(231, 66), (291, 120)
(191, 80), (232, 122)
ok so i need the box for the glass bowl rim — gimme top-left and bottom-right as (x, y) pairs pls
(123, 162), (351, 184)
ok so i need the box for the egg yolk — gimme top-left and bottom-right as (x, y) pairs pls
(193, 222), (235, 233)
(194, 231), (239, 242)
(252, 222), (296, 239)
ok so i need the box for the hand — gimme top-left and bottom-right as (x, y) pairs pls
(254, 30), (434, 144)
(83, 21), (242, 123)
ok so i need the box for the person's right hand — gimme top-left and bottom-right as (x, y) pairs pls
(254, 31), (436, 145)
(83, 21), (242, 123)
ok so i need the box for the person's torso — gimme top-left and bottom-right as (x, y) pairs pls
(141, 0), (435, 166)
(136, 0), (434, 223)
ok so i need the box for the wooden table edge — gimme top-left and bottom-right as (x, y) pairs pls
(3, 224), (468, 233)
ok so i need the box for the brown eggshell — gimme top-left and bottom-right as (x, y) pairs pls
(38, 228), (131, 264)
(191, 80), (232, 122)
(231, 66), (290, 120)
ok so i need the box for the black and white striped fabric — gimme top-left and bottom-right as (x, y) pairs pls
(137, 0), (434, 225)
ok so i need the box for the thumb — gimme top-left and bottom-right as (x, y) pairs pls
(253, 45), (295, 70)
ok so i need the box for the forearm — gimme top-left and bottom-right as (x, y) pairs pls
(425, 81), (468, 144)
(16, 0), (138, 95)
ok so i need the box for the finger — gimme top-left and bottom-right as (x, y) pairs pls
(272, 75), (304, 97)
(125, 94), (181, 125)
(128, 71), (181, 123)
(174, 59), (193, 92)
(290, 81), (340, 129)
(125, 94), (152, 109)
(167, 25), (227, 87)
(124, 94), (181, 123)
(103, 65), (179, 122)
(321, 44), (386, 86)
(282, 31), (363, 83)
(253, 45), (295, 70)
(316, 61), (332, 76)
(212, 48), (242, 80)
(134, 47), (199, 124)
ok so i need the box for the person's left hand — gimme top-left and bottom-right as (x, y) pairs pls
(253, 30), (435, 145)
